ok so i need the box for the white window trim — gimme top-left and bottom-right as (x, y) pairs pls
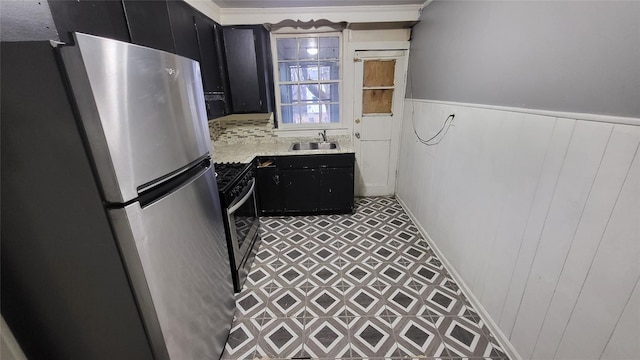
(271, 31), (344, 132)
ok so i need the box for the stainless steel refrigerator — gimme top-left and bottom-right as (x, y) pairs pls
(1, 33), (234, 360)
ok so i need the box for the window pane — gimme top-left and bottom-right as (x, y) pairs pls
(280, 85), (299, 104)
(317, 83), (338, 102)
(282, 105), (319, 124)
(303, 104), (320, 123)
(297, 37), (318, 61)
(299, 84), (320, 103)
(283, 105), (307, 124)
(363, 89), (393, 114)
(277, 38), (297, 60)
(298, 61), (318, 81)
(319, 37), (339, 59)
(281, 105), (294, 124)
(278, 62), (299, 82)
(293, 105), (307, 123)
(319, 61), (340, 80)
(320, 104), (339, 123)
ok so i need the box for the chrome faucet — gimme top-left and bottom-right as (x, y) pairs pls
(319, 130), (327, 142)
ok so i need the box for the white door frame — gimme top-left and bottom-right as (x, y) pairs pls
(353, 49), (409, 196)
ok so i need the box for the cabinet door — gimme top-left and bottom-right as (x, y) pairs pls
(48, 0), (130, 44)
(214, 23), (232, 115)
(167, 1), (200, 61)
(319, 168), (354, 212)
(223, 27), (262, 113)
(253, 26), (274, 114)
(122, 0), (175, 53)
(256, 168), (285, 214)
(281, 169), (320, 213)
(195, 14), (223, 92)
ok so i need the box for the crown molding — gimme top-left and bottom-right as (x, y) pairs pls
(421, 0), (434, 9)
(185, 0), (222, 23)
(219, 4), (422, 25)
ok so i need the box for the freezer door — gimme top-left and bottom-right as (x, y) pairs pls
(60, 33), (211, 203)
(108, 166), (234, 360)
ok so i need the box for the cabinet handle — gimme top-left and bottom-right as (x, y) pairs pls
(273, 175), (280, 184)
(355, 132), (360, 139)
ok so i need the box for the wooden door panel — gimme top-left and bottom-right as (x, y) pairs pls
(363, 60), (396, 87)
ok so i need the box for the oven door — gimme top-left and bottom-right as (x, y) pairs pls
(226, 178), (259, 267)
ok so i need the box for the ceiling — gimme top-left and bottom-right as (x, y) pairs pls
(213, 0), (423, 8)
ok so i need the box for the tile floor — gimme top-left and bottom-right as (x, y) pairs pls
(222, 197), (509, 359)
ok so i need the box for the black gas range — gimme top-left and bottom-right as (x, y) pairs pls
(214, 162), (261, 292)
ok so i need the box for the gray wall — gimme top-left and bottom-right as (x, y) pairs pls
(408, 0), (640, 118)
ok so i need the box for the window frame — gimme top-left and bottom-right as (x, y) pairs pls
(271, 32), (343, 130)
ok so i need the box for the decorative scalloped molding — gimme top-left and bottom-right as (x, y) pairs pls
(219, 4), (422, 25)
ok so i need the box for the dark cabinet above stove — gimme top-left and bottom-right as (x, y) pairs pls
(222, 25), (275, 115)
(255, 154), (355, 216)
(44, 0), (230, 120)
(48, 0), (131, 44)
(122, 0), (175, 53)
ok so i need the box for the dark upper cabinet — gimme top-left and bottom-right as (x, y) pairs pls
(122, 1), (175, 53)
(47, 0), (230, 118)
(167, 0), (200, 62)
(48, 0), (130, 44)
(195, 14), (229, 118)
(254, 26), (276, 116)
(223, 27), (261, 113)
(194, 13), (222, 92)
(223, 25), (274, 114)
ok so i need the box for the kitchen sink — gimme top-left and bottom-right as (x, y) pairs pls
(289, 141), (340, 151)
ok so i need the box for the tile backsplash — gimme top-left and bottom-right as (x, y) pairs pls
(209, 116), (275, 142)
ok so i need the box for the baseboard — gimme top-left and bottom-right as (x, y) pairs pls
(395, 195), (523, 360)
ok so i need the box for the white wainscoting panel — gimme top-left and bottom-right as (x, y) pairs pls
(396, 99), (640, 360)
(600, 279), (640, 359)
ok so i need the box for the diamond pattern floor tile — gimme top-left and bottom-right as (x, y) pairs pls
(304, 317), (351, 358)
(392, 316), (449, 358)
(221, 318), (261, 360)
(344, 286), (386, 317)
(255, 317), (304, 359)
(349, 316), (399, 358)
(222, 196), (510, 360)
(306, 286), (346, 318)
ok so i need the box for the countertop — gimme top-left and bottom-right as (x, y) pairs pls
(208, 115), (354, 163)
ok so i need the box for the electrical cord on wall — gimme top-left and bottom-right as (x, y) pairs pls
(412, 113), (455, 146)
(408, 56), (456, 146)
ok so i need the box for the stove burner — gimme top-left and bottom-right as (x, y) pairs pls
(214, 162), (250, 190)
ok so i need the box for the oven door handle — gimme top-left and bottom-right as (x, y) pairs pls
(227, 178), (255, 215)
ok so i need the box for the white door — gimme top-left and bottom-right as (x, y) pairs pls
(353, 50), (407, 196)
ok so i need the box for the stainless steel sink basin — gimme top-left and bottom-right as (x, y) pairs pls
(289, 141), (340, 151)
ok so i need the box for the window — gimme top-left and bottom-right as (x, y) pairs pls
(273, 34), (341, 127)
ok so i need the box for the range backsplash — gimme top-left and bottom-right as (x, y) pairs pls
(209, 117), (275, 141)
